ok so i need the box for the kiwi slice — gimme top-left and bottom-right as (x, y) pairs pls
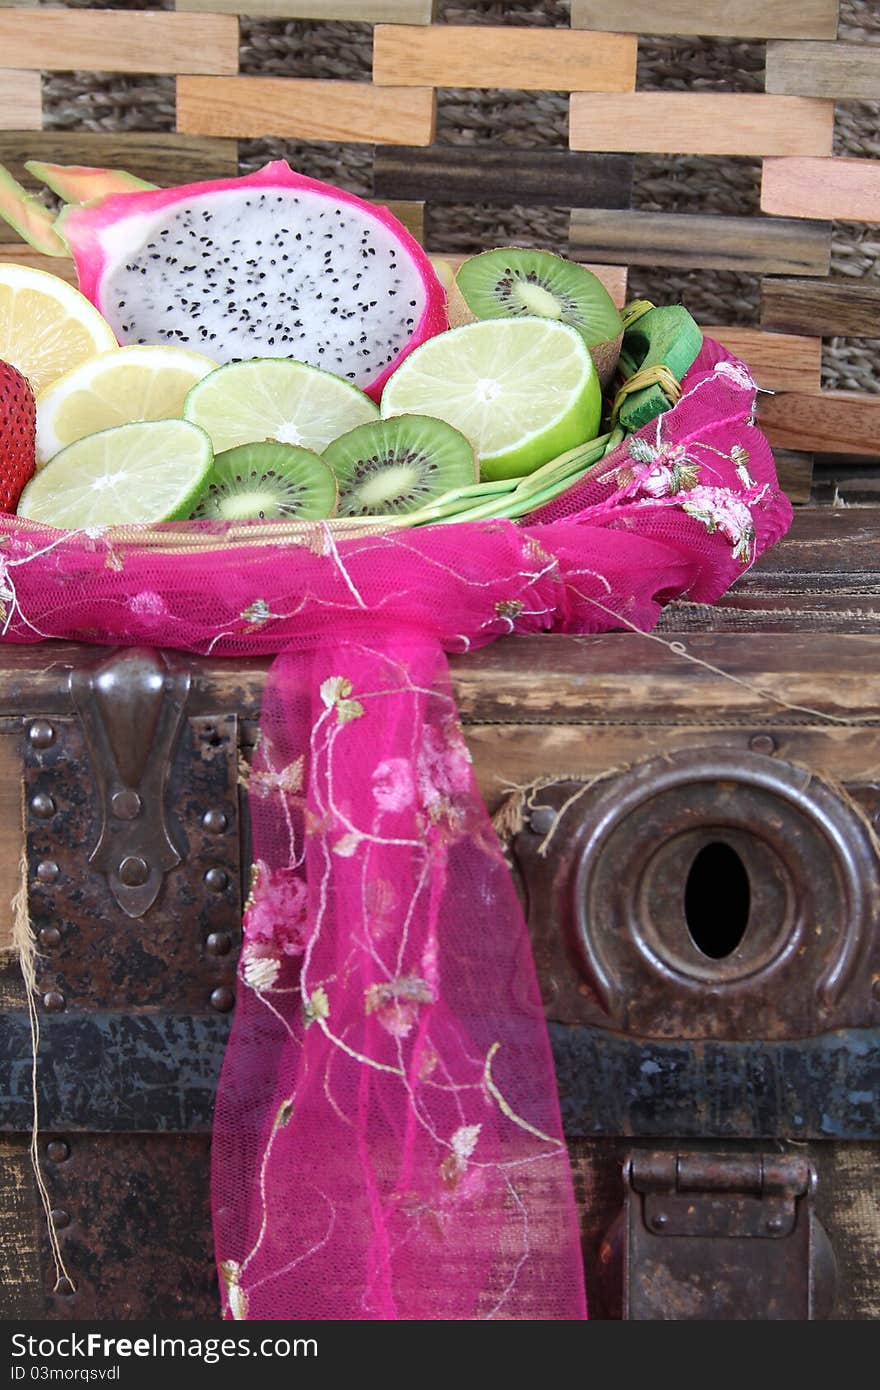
(455, 248), (624, 386)
(190, 441), (338, 522)
(323, 415), (477, 517)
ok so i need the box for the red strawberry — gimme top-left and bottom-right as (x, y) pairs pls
(0, 360), (36, 512)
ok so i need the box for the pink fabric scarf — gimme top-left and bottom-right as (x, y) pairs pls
(0, 343), (791, 1319)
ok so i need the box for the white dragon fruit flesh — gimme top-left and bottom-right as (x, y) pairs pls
(56, 161), (448, 400)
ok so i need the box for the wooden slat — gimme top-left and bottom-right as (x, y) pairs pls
(373, 24), (637, 92)
(472, 726), (880, 807)
(761, 279), (880, 338)
(770, 449), (814, 505)
(374, 146), (633, 208)
(0, 134), (238, 194)
(702, 326), (822, 393)
(431, 253), (628, 308)
(0, 245), (76, 284)
(178, 0), (433, 18)
(569, 208), (831, 276)
(758, 390), (880, 459)
(762, 158), (880, 222)
(0, 736), (21, 958)
(0, 71), (40, 132)
(177, 77), (436, 145)
(571, 0), (839, 40)
(569, 94), (834, 157)
(381, 200), (423, 243)
(765, 41), (880, 101)
(0, 10), (239, 76)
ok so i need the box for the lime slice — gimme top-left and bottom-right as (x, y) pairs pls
(0, 262), (117, 396)
(35, 345), (217, 468)
(17, 419), (213, 528)
(381, 317), (601, 481)
(183, 357), (379, 455)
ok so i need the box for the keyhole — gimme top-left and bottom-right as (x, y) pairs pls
(684, 841), (750, 958)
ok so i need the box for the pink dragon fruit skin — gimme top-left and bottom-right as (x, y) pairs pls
(57, 161), (448, 401)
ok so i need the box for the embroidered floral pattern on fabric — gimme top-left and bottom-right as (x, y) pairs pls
(679, 485), (763, 565)
(0, 340), (793, 1323)
(602, 435), (701, 500)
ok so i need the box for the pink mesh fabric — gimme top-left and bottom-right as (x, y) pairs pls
(0, 345), (791, 1319)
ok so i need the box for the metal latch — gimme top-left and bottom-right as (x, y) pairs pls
(623, 1151), (837, 1320)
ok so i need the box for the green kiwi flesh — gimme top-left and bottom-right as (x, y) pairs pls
(190, 441), (338, 522)
(323, 415), (478, 517)
(455, 248), (624, 385)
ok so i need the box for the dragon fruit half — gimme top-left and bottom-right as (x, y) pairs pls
(52, 161), (447, 400)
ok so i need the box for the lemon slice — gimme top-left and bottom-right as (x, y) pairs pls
(381, 317), (601, 481)
(0, 262), (117, 396)
(17, 419), (213, 529)
(35, 344), (217, 467)
(183, 357), (379, 455)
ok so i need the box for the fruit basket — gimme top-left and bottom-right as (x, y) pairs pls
(0, 0), (877, 1325)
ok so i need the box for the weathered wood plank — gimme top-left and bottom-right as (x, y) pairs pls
(702, 326), (822, 393)
(176, 77), (436, 145)
(569, 94), (834, 157)
(382, 199), (423, 243)
(761, 278), (880, 338)
(765, 41), (880, 100)
(431, 253), (628, 308)
(374, 145), (633, 208)
(0, 10), (239, 76)
(468, 726), (880, 813)
(570, 0), (839, 40)
(768, 449), (814, 505)
(758, 390), (880, 459)
(7, 621), (880, 725)
(762, 158), (880, 222)
(0, 71), (41, 133)
(0, 133), (238, 194)
(569, 208), (831, 276)
(0, 736), (21, 959)
(373, 24), (637, 92)
(0, 1139), (41, 1319)
(178, 0), (433, 18)
(0, 246), (76, 285)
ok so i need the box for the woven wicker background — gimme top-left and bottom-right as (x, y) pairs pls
(0, 0), (876, 507)
(31, 0), (877, 396)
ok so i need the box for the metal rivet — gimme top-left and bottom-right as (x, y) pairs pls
(43, 991), (65, 1013)
(54, 1277), (75, 1297)
(110, 788), (142, 821)
(28, 721), (55, 748)
(38, 926), (61, 949)
(30, 792), (56, 819)
(46, 1140), (70, 1163)
(205, 867), (229, 892)
(202, 809), (228, 834)
(206, 931), (232, 957)
(529, 806), (555, 835)
(36, 860), (60, 885)
(749, 733), (777, 755)
(766, 1216), (785, 1234)
(118, 855), (150, 887)
(210, 986), (235, 1013)
(50, 1208), (70, 1230)
(651, 1213), (669, 1230)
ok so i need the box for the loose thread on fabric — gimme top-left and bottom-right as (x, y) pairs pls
(12, 829), (76, 1295)
(582, 593), (862, 727)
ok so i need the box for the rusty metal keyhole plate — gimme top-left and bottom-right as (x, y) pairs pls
(514, 748), (880, 1040)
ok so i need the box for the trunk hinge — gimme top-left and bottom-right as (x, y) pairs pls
(622, 1150), (837, 1319)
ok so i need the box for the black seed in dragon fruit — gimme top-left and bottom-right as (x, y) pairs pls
(56, 161), (448, 401)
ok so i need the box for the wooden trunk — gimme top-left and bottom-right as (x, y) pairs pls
(1, 506), (879, 1320)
